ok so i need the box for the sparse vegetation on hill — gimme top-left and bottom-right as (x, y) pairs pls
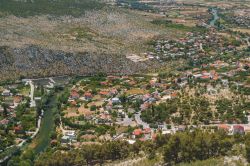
(0, 0), (104, 17)
(0, 5), (179, 81)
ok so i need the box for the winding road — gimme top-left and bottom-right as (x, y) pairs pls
(134, 112), (150, 129)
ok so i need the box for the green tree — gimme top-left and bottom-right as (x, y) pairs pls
(164, 135), (181, 164)
(245, 134), (250, 162)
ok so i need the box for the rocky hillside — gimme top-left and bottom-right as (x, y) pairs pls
(0, 45), (160, 81)
(0, 0), (177, 81)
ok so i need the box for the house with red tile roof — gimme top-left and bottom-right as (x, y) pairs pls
(139, 138), (146, 141)
(109, 89), (118, 96)
(143, 94), (151, 102)
(84, 92), (93, 100)
(201, 75), (210, 80)
(133, 129), (143, 138)
(100, 113), (111, 120)
(13, 95), (23, 104)
(140, 103), (150, 111)
(170, 92), (177, 98)
(233, 125), (244, 135)
(99, 90), (109, 96)
(150, 80), (156, 86)
(70, 90), (80, 100)
(100, 81), (109, 86)
(143, 128), (151, 134)
(14, 125), (24, 134)
(13, 95), (23, 107)
(218, 124), (230, 131)
(0, 119), (9, 125)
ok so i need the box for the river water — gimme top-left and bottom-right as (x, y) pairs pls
(33, 95), (56, 154)
(209, 8), (219, 26)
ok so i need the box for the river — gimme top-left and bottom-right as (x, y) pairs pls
(1, 92), (58, 165)
(209, 8), (219, 26)
(32, 94), (56, 154)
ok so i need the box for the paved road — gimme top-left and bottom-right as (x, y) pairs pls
(134, 112), (149, 129)
(28, 80), (36, 107)
(113, 133), (125, 141)
(59, 117), (75, 135)
(116, 113), (133, 126)
(49, 77), (56, 84)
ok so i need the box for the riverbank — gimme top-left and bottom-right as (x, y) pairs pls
(31, 96), (56, 154)
(4, 89), (61, 165)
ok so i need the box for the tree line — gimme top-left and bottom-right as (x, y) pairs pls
(7, 130), (250, 166)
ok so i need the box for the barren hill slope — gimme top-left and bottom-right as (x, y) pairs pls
(0, 0), (177, 81)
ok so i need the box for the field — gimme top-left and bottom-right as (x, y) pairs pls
(232, 28), (250, 34)
(126, 88), (148, 95)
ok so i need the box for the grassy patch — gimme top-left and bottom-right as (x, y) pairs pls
(69, 27), (97, 41)
(151, 19), (206, 32)
(20, 87), (30, 97)
(126, 88), (148, 95)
